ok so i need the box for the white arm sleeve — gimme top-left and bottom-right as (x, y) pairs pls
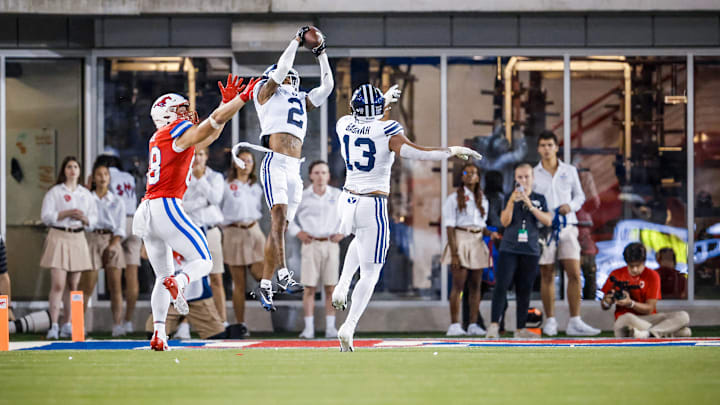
(399, 144), (451, 161)
(307, 53), (334, 108)
(270, 40), (299, 85)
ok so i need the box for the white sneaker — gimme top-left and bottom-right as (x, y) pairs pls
(112, 324), (126, 337)
(46, 323), (59, 340)
(514, 328), (541, 339)
(485, 324), (500, 338)
(173, 322), (191, 340)
(332, 286), (349, 311)
(466, 323), (486, 336)
(543, 317), (558, 337)
(123, 321), (134, 334)
(299, 329), (315, 339)
(632, 327), (650, 339)
(59, 322), (72, 338)
(325, 327), (338, 338)
(338, 323), (354, 352)
(446, 323), (467, 336)
(566, 318), (601, 336)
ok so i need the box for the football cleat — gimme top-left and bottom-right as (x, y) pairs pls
(163, 276), (189, 316)
(150, 331), (171, 351)
(276, 270), (304, 294)
(338, 323), (354, 352)
(251, 285), (276, 312)
(331, 285), (348, 311)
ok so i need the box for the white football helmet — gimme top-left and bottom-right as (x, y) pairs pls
(262, 64), (300, 91)
(150, 93), (198, 129)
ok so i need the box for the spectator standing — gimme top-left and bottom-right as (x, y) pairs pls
(40, 156), (97, 339)
(289, 161), (344, 339)
(487, 163), (552, 338)
(183, 148), (226, 323)
(98, 154), (141, 334)
(221, 148), (265, 334)
(574, 162), (601, 300)
(442, 163), (497, 336)
(533, 131), (600, 336)
(79, 162), (127, 335)
(601, 243), (690, 337)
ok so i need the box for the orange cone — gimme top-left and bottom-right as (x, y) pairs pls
(70, 291), (85, 342)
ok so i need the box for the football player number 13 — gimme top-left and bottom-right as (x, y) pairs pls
(343, 135), (376, 172)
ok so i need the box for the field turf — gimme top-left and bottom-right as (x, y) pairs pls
(2, 346), (719, 405)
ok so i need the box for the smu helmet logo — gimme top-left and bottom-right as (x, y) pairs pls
(155, 96), (173, 107)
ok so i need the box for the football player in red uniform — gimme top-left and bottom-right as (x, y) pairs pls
(133, 75), (259, 351)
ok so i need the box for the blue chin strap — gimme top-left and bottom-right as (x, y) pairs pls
(549, 207), (567, 245)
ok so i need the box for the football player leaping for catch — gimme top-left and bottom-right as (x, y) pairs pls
(134, 75), (260, 351)
(332, 83), (482, 352)
(241, 27), (334, 311)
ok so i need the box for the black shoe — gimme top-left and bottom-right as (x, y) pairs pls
(276, 269), (304, 294)
(251, 285), (276, 312)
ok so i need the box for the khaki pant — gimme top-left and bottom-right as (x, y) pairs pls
(206, 227), (224, 274)
(539, 225), (581, 265)
(300, 240), (339, 287)
(613, 311), (691, 338)
(145, 297), (225, 339)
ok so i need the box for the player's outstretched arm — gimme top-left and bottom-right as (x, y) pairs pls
(176, 76), (260, 151)
(388, 132), (483, 161)
(257, 30), (305, 104)
(306, 35), (332, 111)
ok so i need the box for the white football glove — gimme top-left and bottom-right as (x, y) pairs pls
(231, 143), (246, 169)
(449, 146), (483, 161)
(383, 84), (402, 108)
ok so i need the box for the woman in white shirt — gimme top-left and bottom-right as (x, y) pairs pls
(79, 161), (127, 336)
(441, 163), (498, 337)
(40, 156), (97, 339)
(183, 147), (226, 324)
(221, 148), (265, 332)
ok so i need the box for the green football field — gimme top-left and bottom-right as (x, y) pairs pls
(2, 346), (719, 405)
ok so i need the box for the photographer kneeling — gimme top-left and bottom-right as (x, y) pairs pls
(601, 242), (691, 338)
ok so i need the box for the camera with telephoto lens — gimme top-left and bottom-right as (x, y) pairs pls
(608, 276), (641, 300)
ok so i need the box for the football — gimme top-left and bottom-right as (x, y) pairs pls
(302, 26), (324, 50)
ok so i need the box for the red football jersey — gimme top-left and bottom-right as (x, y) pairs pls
(143, 119), (195, 201)
(601, 266), (661, 319)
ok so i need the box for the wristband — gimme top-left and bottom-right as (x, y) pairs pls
(630, 300), (635, 309)
(208, 116), (222, 129)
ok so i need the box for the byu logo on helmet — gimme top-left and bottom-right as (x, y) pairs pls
(351, 84), (385, 120)
(263, 64), (301, 92)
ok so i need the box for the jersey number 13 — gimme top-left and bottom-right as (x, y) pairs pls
(343, 135), (376, 172)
